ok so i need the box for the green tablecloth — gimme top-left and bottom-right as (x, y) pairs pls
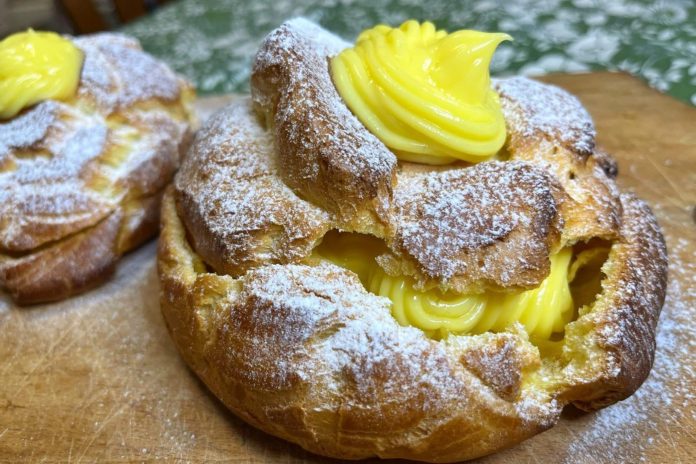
(122, 0), (696, 105)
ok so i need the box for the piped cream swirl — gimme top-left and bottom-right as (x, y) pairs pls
(0, 30), (83, 119)
(331, 20), (510, 164)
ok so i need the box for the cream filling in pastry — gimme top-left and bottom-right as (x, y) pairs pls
(315, 231), (608, 342)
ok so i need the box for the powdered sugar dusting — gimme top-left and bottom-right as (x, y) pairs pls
(223, 261), (555, 443)
(390, 161), (559, 289)
(281, 17), (347, 58)
(17, 125), (108, 184)
(224, 261), (393, 390)
(495, 76), (596, 155)
(0, 32), (191, 253)
(0, 102), (58, 160)
(252, 18), (396, 219)
(75, 33), (183, 112)
(163, 19), (683, 458)
(0, 100), (113, 250)
(175, 99), (331, 274)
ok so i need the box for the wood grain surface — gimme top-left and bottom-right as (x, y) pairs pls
(1, 72), (694, 463)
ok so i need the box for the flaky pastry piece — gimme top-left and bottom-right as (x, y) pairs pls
(160, 19), (667, 462)
(0, 33), (195, 304)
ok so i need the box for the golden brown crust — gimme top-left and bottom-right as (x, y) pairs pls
(0, 190), (166, 305)
(560, 193), (667, 411)
(0, 211), (122, 304)
(382, 161), (564, 292)
(0, 32), (195, 304)
(178, 97), (567, 293)
(117, 191), (165, 253)
(159, 191), (557, 462)
(251, 19), (397, 232)
(244, 20), (624, 292)
(159, 19), (668, 463)
(495, 77), (623, 245)
(174, 100), (331, 276)
(159, 183), (666, 461)
(0, 101), (114, 252)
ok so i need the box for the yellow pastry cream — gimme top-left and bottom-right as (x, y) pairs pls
(316, 231), (608, 342)
(331, 20), (510, 164)
(0, 29), (84, 119)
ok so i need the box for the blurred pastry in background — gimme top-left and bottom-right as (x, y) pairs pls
(0, 29), (195, 304)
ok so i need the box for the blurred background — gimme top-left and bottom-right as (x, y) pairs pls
(1, 0), (695, 104)
(0, 0), (172, 34)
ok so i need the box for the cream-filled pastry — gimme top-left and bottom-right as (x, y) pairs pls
(158, 18), (666, 462)
(0, 30), (195, 304)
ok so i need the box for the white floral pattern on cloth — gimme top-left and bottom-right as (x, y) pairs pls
(122, 0), (696, 101)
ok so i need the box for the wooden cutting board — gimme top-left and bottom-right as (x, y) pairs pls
(1, 72), (694, 463)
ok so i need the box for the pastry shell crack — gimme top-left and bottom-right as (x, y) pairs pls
(159, 186), (665, 462)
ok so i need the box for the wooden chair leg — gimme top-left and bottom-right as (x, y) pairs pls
(114, 0), (147, 23)
(56, 0), (109, 34)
